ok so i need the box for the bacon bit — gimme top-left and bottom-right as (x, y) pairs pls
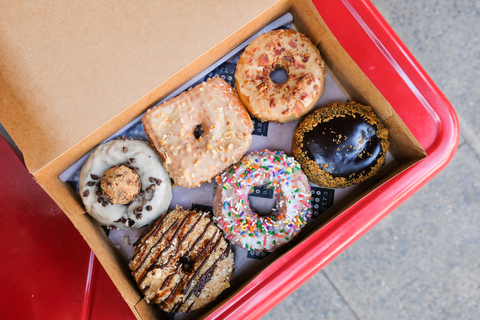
(258, 54), (269, 66)
(293, 101), (304, 116)
(270, 98), (277, 108)
(288, 40), (297, 48)
(281, 107), (290, 115)
(295, 60), (305, 69)
(283, 55), (294, 63)
(256, 82), (268, 93)
(274, 49), (281, 56)
(302, 54), (310, 63)
(296, 75), (306, 83)
(300, 93), (308, 100)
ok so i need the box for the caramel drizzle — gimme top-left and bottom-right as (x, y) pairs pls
(157, 212), (206, 269)
(131, 212), (168, 263)
(181, 242), (232, 313)
(148, 211), (196, 270)
(133, 210), (233, 313)
(134, 219), (179, 281)
(151, 230), (220, 306)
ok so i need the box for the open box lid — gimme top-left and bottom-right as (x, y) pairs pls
(0, 0), (280, 174)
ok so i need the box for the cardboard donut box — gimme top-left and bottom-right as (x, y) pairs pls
(0, 0), (426, 319)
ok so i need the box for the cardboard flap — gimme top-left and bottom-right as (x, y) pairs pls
(0, 0), (278, 174)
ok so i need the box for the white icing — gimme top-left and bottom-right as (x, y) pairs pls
(79, 139), (172, 229)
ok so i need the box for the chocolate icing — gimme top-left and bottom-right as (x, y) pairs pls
(301, 114), (381, 178)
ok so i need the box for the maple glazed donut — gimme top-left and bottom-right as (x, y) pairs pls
(79, 137), (172, 230)
(143, 77), (253, 188)
(235, 28), (326, 123)
(213, 150), (312, 252)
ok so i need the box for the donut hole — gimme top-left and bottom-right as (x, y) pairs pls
(248, 185), (277, 216)
(269, 66), (289, 85)
(193, 124), (204, 139)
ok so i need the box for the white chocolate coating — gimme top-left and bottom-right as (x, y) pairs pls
(213, 150), (312, 252)
(142, 77), (253, 188)
(235, 29), (326, 122)
(79, 138), (172, 229)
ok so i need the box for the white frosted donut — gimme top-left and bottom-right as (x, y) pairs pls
(79, 137), (172, 230)
(212, 150), (312, 252)
(235, 28), (326, 123)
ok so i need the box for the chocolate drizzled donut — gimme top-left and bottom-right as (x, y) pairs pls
(129, 206), (234, 313)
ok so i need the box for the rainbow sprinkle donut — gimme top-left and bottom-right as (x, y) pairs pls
(213, 150), (312, 252)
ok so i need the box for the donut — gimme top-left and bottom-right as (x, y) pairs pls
(129, 206), (234, 313)
(212, 150), (312, 252)
(79, 137), (172, 230)
(142, 77), (253, 188)
(292, 101), (390, 189)
(235, 28), (326, 123)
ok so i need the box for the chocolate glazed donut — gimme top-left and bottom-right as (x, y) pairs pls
(293, 101), (389, 188)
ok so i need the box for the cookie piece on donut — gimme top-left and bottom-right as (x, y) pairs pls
(129, 206), (234, 313)
(235, 28), (326, 123)
(79, 137), (172, 230)
(213, 150), (312, 252)
(292, 101), (390, 188)
(143, 77), (253, 188)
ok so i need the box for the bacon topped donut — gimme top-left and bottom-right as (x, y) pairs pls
(235, 29), (326, 123)
(143, 77), (253, 188)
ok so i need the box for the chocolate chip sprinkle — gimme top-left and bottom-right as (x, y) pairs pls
(96, 190), (102, 196)
(90, 174), (99, 180)
(124, 161), (131, 167)
(123, 147), (128, 153)
(82, 190), (89, 197)
(115, 217), (127, 224)
(145, 187), (151, 193)
(86, 181), (95, 186)
(129, 158), (136, 163)
(149, 177), (155, 183)
(102, 201), (108, 207)
(136, 213), (143, 220)
(156, 179), (162, 186)
(146, 205), (152, 211)
(97, 197), (103, 203)
(128, 219), (135, 227)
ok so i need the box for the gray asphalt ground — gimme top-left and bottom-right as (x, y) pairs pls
(262, 1), (480, 319)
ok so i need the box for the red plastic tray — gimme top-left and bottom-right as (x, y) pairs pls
(0, 0), (459, 319)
